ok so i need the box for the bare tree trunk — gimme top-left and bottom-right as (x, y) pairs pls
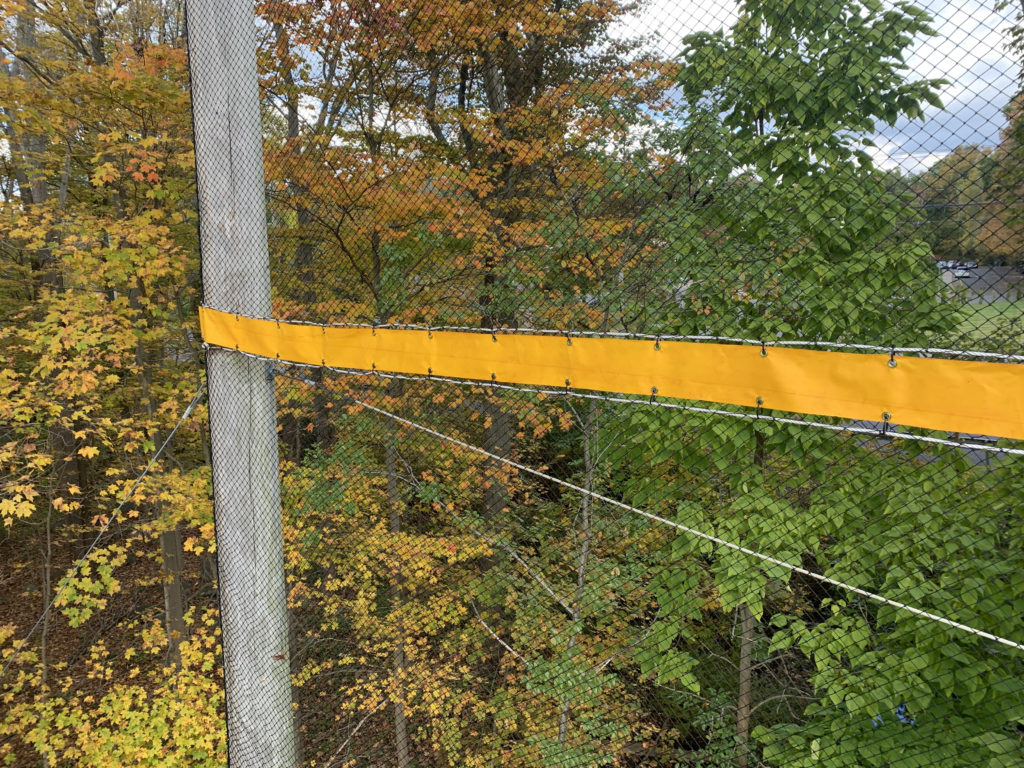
(736, 603), (755, 768)
(737, 429), (767, 767)
(386, 426), (410, 768)
(160, 528), (188, 666)
(558, 402), (597, 747)
(39, 504), (52, 768)
(482, 403), (512, 519)
(274, 24), (331, 453)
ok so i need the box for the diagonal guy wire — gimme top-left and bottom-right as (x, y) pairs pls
(344, 394), (1024, 654)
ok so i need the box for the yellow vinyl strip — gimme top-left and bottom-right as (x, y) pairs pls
(200, 306), (1024, 441)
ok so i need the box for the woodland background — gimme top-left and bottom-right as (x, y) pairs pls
(2, 1), (1024, 766)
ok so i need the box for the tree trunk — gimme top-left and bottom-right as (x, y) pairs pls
(559, 402), (598, 748)
(40, 503), (52, 768)
(737, 428), (766, 767)
(159, 528), (188, 666)
(386, 426), (410, 768)
(482, 402), (512, 519)
(736, 603), (755, 768)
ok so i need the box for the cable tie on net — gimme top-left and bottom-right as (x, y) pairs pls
(565, 378), (572, 395)
(889, 347), (898, 368)
(650, 386), (658, 404)
(491, 329), (498, 343)
(760, 340), (767, 357)
(566, 332), (573, 346)
(881, 412), (892, 437)
(756, 396), (764, 418)
(654, 336), (661, 351)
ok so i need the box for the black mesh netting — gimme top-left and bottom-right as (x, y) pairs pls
(3, 0), (1024, 767)
(186, 0), (1024, 765)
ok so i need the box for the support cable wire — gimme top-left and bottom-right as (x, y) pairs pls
(0, 380), (207, 682)
(338, 392), (1024, 654)
(265, 356), (1024, 457)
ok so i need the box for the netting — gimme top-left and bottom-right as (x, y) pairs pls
(195, 0), (1024, 766)
(2, 0), (1024, 766)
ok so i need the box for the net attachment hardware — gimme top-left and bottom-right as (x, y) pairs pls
(888, 347), (898, 368)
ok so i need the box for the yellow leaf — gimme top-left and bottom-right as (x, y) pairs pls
(78, 446), (99, 459)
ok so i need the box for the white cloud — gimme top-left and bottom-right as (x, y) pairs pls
(611, 0), (737, 55)
(614, 0), (1019, 170)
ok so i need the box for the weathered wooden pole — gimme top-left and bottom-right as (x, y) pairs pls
(184, 1), (297, 765)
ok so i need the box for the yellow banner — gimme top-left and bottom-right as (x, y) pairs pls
(200, 306), (1024, 441)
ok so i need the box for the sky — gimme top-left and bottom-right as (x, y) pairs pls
(612, 0), (1020, 174)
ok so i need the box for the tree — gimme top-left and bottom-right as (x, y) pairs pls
(0, 3), (218, 765)
(914, 145), (1002, 264)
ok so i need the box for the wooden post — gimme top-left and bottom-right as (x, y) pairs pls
(184, 1), (297, 765)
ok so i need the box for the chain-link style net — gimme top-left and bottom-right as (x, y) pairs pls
(191, 1), (1024, 767)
